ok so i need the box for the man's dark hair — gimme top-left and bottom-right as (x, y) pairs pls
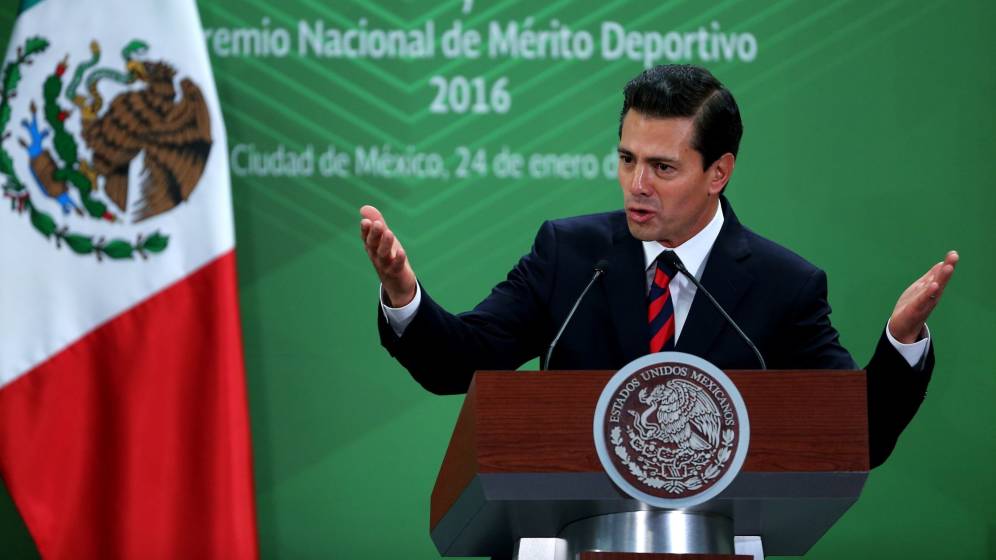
(619, 65), (743, 171)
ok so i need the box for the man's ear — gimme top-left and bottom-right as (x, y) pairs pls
(709, 153), (736, 195)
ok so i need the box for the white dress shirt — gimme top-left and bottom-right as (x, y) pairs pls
(642, 200), (726, 343)
(382, 203), (930, 367)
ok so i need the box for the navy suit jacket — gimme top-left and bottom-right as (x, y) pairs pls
(379, 196), (933, 466)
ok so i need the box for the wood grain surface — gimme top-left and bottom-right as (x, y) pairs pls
(431, 369), (868, 529)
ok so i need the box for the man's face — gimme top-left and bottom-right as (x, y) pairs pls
(617, 110), (728, 247)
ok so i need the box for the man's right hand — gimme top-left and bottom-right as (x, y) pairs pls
(360, 205), (418, 307)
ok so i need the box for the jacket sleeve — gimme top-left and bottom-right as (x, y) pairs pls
(377, 221), (558, 394)
(865, 328), (934, 467)
(783, 267), (934, 468)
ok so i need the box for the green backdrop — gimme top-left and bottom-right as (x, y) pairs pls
(2, 1), (994, 558)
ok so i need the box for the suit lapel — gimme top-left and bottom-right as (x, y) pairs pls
(676, 197), (754, 358)
(604, 218), (649, 364)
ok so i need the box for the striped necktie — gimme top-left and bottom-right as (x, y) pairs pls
(648, 252), (678, 353)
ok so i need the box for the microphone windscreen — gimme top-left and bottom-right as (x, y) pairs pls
(661, 250), (686, 271)
(594, 259), (610, 274)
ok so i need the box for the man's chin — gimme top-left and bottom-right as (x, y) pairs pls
(626, 220), (659, 241)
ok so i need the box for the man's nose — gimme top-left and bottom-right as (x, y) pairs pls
(629, 165), (649, 195)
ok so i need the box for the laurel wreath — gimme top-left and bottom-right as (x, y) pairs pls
(0, 37), (169, 260)
(611, 425), (735, 495)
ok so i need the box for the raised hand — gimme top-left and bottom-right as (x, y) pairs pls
(359, 205), (418, 307)
(888, 250), (959, 344)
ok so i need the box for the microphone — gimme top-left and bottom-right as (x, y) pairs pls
(658, 251), (767, 370)
(542, 260), (609, 370)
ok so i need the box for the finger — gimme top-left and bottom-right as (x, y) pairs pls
(367, 222), (387, 246)
(921, 260), (945, 284)
(944, 250), (959, 267)
(365, 220), (385, 248)
(931, 251), (959, 295)
(386, 248), (408, 275)
(389, 235), (401, 261)
(359, 205), (385, 223)
(920, 268), (954, 312)
(359, 218), (372, 240)
(925, 259), (958, 290)
(912, 280), (941, 317)
(932, 251), (958, 289)
(923, 251), (959, 282)
(934, 262), (955, 291)
(925, 289), (941, 315)
(906, 261), (940, 293)
(376, 228), (396, 261)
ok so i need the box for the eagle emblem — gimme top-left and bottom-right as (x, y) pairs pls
(621, 379), (732, 493)
(631, 380), (723, 452)
(1, 36), (214, 260)
(594, 353), (750, 508)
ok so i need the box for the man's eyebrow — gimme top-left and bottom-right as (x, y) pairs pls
(616, 146), (679, 163)
(647, 154), (680, 164)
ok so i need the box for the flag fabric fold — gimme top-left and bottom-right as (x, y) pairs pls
(0, 1), (258, 557)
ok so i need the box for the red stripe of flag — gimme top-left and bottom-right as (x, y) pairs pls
(0, 251), (258, 558)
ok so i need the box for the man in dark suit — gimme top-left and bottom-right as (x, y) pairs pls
(359, 65), (958, 467)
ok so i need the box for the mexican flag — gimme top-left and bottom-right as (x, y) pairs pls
(0, 1), (258, 557)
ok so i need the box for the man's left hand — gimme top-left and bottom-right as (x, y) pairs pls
(888, 250), (959, 344)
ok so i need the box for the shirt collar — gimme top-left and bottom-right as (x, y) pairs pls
(642, 202), (725, 279)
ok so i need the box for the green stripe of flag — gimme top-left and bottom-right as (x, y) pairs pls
(18, 0), (44, 16)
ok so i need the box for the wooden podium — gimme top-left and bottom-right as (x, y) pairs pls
(429, 370), (870, 559)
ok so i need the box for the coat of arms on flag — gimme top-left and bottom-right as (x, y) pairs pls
(2, 33), (215, 260)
